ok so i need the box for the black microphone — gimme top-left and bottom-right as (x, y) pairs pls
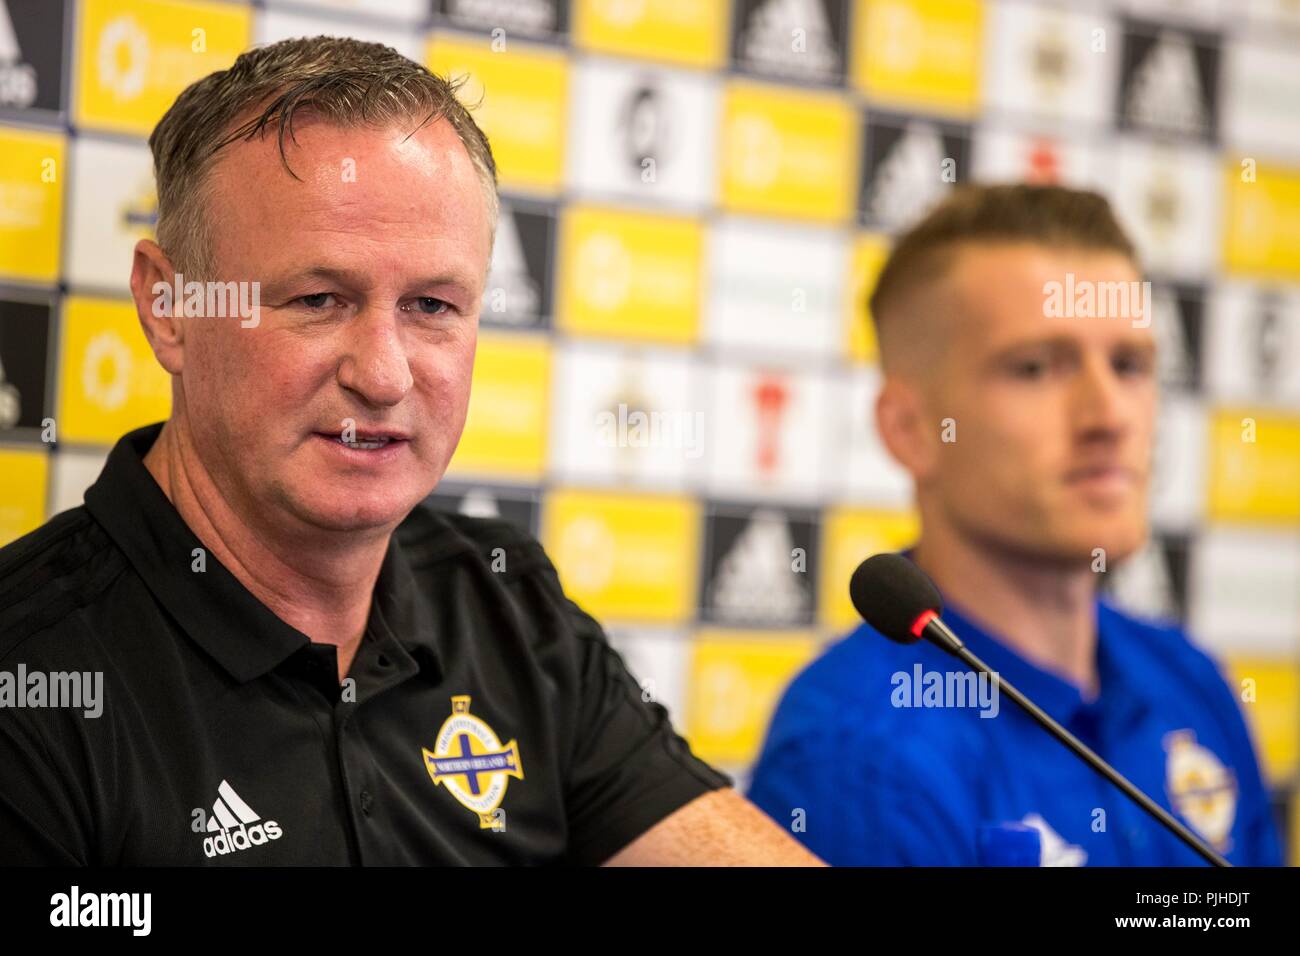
(850, 552), (1231, 868)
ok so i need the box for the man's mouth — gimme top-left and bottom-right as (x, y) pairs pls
(315, 431), (409, 451)
(1064, 464), (1140, 493)
(337, 436), (391, 450)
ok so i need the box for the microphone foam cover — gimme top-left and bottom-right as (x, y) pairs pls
(849, 553), (943, 644)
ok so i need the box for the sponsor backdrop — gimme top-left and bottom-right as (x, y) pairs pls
(1, 0), (1298, 862)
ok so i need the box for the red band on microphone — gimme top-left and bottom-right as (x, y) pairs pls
(910, 608), (938, 639)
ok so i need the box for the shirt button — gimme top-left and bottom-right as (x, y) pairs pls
(378, 654), (391, 668)
(360, 789), (373, 816)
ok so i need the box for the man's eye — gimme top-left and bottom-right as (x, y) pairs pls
(298, 293), (336, 310)
(409, 297), (451, 316)
(1114, 352), (1154, 377)
(1010, 359), (1048, 379)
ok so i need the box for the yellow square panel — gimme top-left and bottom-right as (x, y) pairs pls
(1223, 161), (1300, 282)
(557, 205), (702, 344)
(542, 488), (700, 624)
(719, 81), (856, 223)
(846, 232), (890, 364)
(1207, 409), (1300, 525)
(819, 506), (919, 630)
(0, 126), (65, 284)
(851, 0), (983, 118)
(446, 332), (551, 481)
(427, 32), (569, 194)
(0, 446), (49, 548)
(74, 0), (251, 136)
(573, 0), (727, 69)
(57, 297), (172, 445)
(1223, 657), (1299, 785)
(685, 630), (822, 766)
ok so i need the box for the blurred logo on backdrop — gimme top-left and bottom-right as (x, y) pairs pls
(75, 0), (250, 136)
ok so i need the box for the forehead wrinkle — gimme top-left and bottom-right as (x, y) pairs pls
(298, 196), (471, 227)
(279, 224), (484, 267)
(210, 120), (480, 209)
(204, 130), (491, 286)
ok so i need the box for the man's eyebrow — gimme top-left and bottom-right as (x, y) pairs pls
(988, 334), (1080, 352)
(1117, 336), (1157, 351)
(988, 334), (1156, 356)
(263, 265), (477, 294)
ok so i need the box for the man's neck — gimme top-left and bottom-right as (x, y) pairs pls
(910, 520), (1101, 699)
(142, 418), (390, 683)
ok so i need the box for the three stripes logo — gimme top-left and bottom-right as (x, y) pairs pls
(0, 0), (38, 109)
(199, 779), (283, 859)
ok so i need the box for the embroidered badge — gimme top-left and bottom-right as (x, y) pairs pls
(1164, 729), (1237, 852)
(423, 695), (524, 828)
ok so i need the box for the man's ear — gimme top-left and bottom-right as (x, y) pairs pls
(875, 375), (940, 482)
(130, 239), (184, 375)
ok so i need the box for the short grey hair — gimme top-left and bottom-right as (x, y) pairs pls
(148, 35), (499, 280)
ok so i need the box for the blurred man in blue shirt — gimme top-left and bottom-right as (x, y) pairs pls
(747, 184), (1282, 866)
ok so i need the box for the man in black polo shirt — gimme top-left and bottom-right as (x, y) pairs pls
(0, 37), (821, 866)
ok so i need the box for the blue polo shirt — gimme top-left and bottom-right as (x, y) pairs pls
(747, 593), (1282, 866)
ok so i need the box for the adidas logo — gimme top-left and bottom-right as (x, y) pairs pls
(201, 779), (283, 858)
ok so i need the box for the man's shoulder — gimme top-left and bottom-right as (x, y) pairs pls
(0, 506), (126, 661)
(1098, 599), (1233, 696)
(1098, 598), (1265, 757)
(0, 505), (97, 574)
(766, 623), (985, 758)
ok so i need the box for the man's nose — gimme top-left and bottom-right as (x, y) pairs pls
(1072, 353), (1130, 439)
(337, 310), (414, 407)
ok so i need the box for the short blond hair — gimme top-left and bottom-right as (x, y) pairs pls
(148, 35), (498, 279)
(869, 184), (1138, 369)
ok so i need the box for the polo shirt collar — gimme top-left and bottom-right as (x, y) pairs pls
(369, 520), (445, 682)
(84, 422), (443, 684)
(941, 600), (1098, 726)
(946, 597), (1154, 732)
(900, 552), (1140, 728)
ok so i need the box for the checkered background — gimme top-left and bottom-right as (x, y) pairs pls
(0, 0), (1297, 862)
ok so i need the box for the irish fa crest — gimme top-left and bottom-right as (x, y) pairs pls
(1164, 729), (1237, 852)
(423, 696), (524, 828)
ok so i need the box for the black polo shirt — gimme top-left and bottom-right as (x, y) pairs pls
(0, 423), (730, 865)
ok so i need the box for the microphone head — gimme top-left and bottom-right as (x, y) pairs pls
(849, 553), (943, 644)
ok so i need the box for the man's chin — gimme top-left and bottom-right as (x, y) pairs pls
(970, 513), (1147, 570)
(290, 491), (422, 535)
(1048, 522), (1148, 569)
